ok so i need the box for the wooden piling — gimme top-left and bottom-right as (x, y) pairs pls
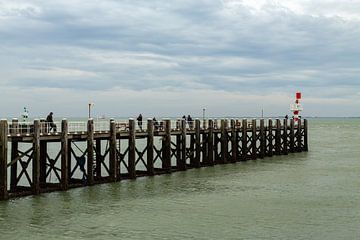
(10, 119), (19, 191)
(146, 119), (154, 175)
(268, 119), (273, 157)
(128, 119), (136, 179)
(297, 119), (302, 152)
(109, 119), (118, 181)
(207, 119), (214, 166)
(162, 119), (171, 173)
(0, 120), (8, 200)
(283, 119), (288, 155)
(33, 120), (41, 194)
(194, 119), (201, 168)
(61, 119), (69, 190)
(230, 119), (237, 163)
(289, 119), (295, 153)
(221, 119), (228, 164)
(87, 119), (95, 185)
(241, 119), (247, 161)
(304, 119), (308, 152)
(275, 119), (281, 155)
(95, 139), (101, 177)
(252, 119), (257, 160)
(179, 119), (187, 170)
(259, 119), (265, 159)
(40, 140), (47, 185)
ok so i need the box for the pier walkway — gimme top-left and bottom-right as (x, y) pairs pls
(0, 118), (308, 200)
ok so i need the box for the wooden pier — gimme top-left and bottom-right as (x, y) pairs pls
(0, 118), (308, 200)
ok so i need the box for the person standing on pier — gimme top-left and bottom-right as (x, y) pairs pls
(137, 114), (143, 131)
(46, 112), (57, 132)
(187, 115), (193, 129)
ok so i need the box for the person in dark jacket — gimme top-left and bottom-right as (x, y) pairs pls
(137, 114), (143, 131)
(46, 112), (57, 132)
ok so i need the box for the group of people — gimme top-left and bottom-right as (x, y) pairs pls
(136, 114), (162, 131)
(182, 115), (194, 129)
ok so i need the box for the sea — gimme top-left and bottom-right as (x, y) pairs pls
(0, 118), (359, 239)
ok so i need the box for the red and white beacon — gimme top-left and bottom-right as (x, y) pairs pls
(290, 92), (303, 123)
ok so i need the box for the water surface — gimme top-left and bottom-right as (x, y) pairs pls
(1, 118), (360, 239)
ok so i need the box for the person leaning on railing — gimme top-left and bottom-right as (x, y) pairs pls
(46, 112), (57, 132)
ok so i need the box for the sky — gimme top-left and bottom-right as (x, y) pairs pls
(0, 0), (360, 118)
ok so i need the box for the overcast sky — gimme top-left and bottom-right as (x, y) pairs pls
(1, 0), (359, 118)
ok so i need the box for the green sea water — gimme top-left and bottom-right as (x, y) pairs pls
(0, 118), (360, 239)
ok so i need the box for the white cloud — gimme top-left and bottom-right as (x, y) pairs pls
(0, 0), (359, 117)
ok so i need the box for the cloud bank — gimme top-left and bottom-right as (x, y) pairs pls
(1, 0), (359, 118)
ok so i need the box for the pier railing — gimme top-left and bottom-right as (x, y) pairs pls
(0, 117), (308, 200)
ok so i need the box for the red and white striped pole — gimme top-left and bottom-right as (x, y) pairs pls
(291, 92), (303, 123)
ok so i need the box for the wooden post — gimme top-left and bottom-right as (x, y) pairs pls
(220, 119), (228, 164)
(259, 119), (265, 159)
(189, 134), (195, 167)
(67, 139), (72, 183)
(109, 119), (118, 181)
(289, 119), (295, 153)
(179, 119), (186, 170)
(146, 119), (154, 175)
(194, 119), (201, 168)
(275, 119), (281, 155)
(40, 140), (47, 185)
(268, 119), (273, 157)
(0, 120), (8, 200)
(241, 119), (247, 161)
(61, 119), (69, 190)
(251, 119), (257, 160)
(33, 120), (41, 195)
(87, 119), (95, 185)
(128, 119), (136, 179)
(304, 119), (309, 152)
(207, 119), (214, 166)
(162, 119), (171, 173)
(297, 119), (302, 152)
(230, 119), (237, 163)
(283, 119), (288, 155)
(10, 119), (19, 191)
(95, 139), (101, 177)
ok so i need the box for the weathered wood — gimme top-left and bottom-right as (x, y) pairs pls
(87, 119), (95, 185)
(189, 133), (195, 167)
(179, 119), (187, 170)
(289, 119), (295, 153)
(230, 119), (237, 163)
(40, 140), (47, 184)
(109, 119), (118, 181)
(283, 119), (288, 155)
(194, 119), (201, 168)
(10, 119), (18, 192)
(259, 119), (265, 159)
(128, 119), (136, 179)
(162, 119), (171, 173)
(1, 116), (309, 200)
(220, 119), (228, 164)
(61, 119), (69, 190)
(241, 119), (248, 161)
(0, 120), (8, 200)
(33, 120), (41, 194)
(95, 139), (101, 177)
(252, 119), (257, 160)
(275, 119), (281, 155)
(304, 119), (309, 152)
(268, 119), (273, 157)
(207, 119), (214, 165)
(146, 119), (154, 175)
(297, 119), (302, 152)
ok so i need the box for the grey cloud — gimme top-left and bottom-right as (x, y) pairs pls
(0, 0), (360, 116)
